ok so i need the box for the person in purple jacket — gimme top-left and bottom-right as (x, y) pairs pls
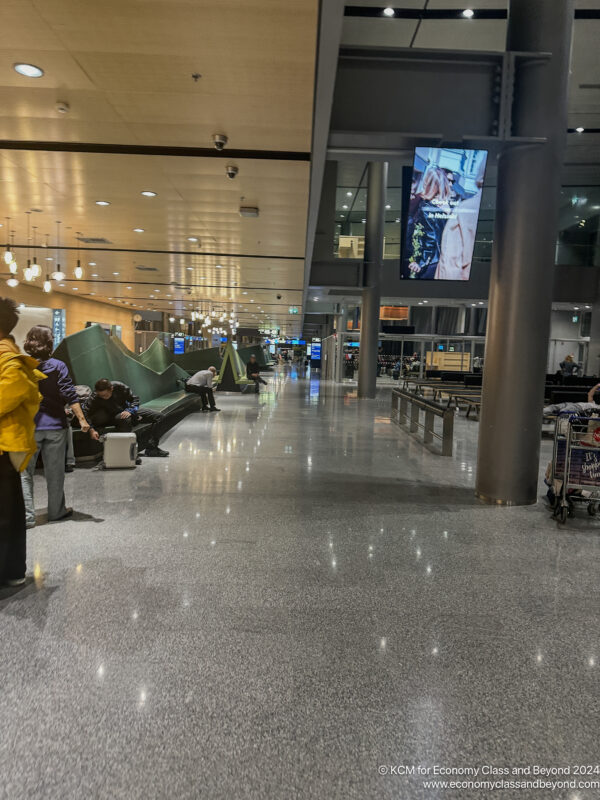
(20, 326), (93, 528)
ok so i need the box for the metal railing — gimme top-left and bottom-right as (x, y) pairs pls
(391, 388), (454, 456)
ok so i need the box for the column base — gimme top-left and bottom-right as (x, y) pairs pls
(475, 491), (537, 507)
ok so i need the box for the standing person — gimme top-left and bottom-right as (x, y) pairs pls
(85, 378), (171, 451)
(185, 366), (220, 412)
(0, 299), (43, 586)
(21, 326), (93, 529)
(559, 354), (578, 377)
(246, 355), (267, 393)
(434, 159), (485, 281)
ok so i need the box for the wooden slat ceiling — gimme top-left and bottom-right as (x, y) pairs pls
(0, 0), (318, 335)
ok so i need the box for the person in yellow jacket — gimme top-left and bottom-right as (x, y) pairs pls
(0, 297), (44, 586)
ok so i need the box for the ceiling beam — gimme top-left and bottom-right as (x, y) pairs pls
(0, 141), (310, 161)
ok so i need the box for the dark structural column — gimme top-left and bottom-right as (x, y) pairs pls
(476, 0), (574, 504)
(358, 161), (388, 398)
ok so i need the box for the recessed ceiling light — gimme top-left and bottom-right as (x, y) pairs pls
(72, 287), (78, 291)
(462, 8), (474, 18)
(383, 7), (395, 17)
(133, 228), (144, 233)
(88, 261), (96, 266)
(187, 237), (198, 242)
(91, 273), (98, 277)
(575, 126), (585, 133)
(346, 191), (353, 197)
(141, 190), (157, 197)
(216, 264), (222, 269)
(113, 272), (119, 275)
(45, 257), (53, 261)
(242, 291), (248, 295)
(14, 63), (44, 78)
(385, 204), (391, 209)
(313, 297), (319, 301)
(96, 200), (110, 206)
(187, 267), (193, 271)
(126, 286), (132, 289)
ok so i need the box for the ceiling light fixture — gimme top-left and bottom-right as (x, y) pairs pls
(383, 7), (395, 17)
(462, 8), (475, 18)
(31, 225), (41, 277)
(95, 200), (110, 206)
(346, 191), (353, 197)
(141, 190), (157, 197)
(6, 277), (19, 288)
(74, 231), (84, 280)
(187, 237), (198, 242)
(133, 228), (144, 233)
(43, 276), (52, 293)
(14, 63), (44, 78)
(51, 221), (65, 281)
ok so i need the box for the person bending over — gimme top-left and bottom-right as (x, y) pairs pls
(246, 355), (267, 393)
(543, 383), (600, 417)
(186, 366), (220, 412)
(85, 379), (169, 456)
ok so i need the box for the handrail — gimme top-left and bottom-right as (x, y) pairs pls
(391, 388), (454, 456)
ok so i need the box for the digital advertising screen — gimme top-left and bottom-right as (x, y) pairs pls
(173, 337), (185, 354)
(401, 147), (487, 282)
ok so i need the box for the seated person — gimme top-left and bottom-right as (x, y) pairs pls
(246, 355), (267, 393)
(85, 378), (169, 457)
(185, 366), (220, 412)
(543, 383), (600, 417)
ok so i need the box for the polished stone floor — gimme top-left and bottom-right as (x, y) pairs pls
(1, 369), (599, 800)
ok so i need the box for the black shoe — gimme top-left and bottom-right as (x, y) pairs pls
(145, 446), (169, 457)
(135, 457), (142, 465)
(209, 407), (221, 413)
(201, 407), (210, 413)
(3, 576), (26, 587)
(65, 464), (75, 473)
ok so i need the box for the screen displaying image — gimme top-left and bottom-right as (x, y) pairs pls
(173, 337), (185, 354)
(401, 147), (487, 281)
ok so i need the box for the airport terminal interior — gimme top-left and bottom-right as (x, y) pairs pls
(1, 1), (599, 798)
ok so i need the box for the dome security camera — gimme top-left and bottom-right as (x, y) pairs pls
(226, 164), (239, 180)
(213, 134), (228, 151)
(55, 100), (70, 114)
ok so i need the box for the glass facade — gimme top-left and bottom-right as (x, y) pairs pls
(333, 165), (600, 267)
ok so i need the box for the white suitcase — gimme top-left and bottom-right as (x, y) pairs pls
(102, 432), (138, 469)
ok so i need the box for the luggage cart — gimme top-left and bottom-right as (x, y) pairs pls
(550, 413), (600, 524)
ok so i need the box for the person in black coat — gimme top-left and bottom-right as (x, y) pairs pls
(246, 356), (267, 394)
(85, 378), (168, 457)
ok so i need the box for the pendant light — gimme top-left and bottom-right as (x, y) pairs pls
(7, 229), (18, 274)
(43, 276), (52, 293)
(3, 218), (13, 265)
(23, 212), (33, 281)
(51, 221), (65, 281)
(74, 231), (83, 279)
(6, 277), (19, 287)
(31, 225), (41, 277)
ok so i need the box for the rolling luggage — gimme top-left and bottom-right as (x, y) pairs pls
(102, 432), (138, 469)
